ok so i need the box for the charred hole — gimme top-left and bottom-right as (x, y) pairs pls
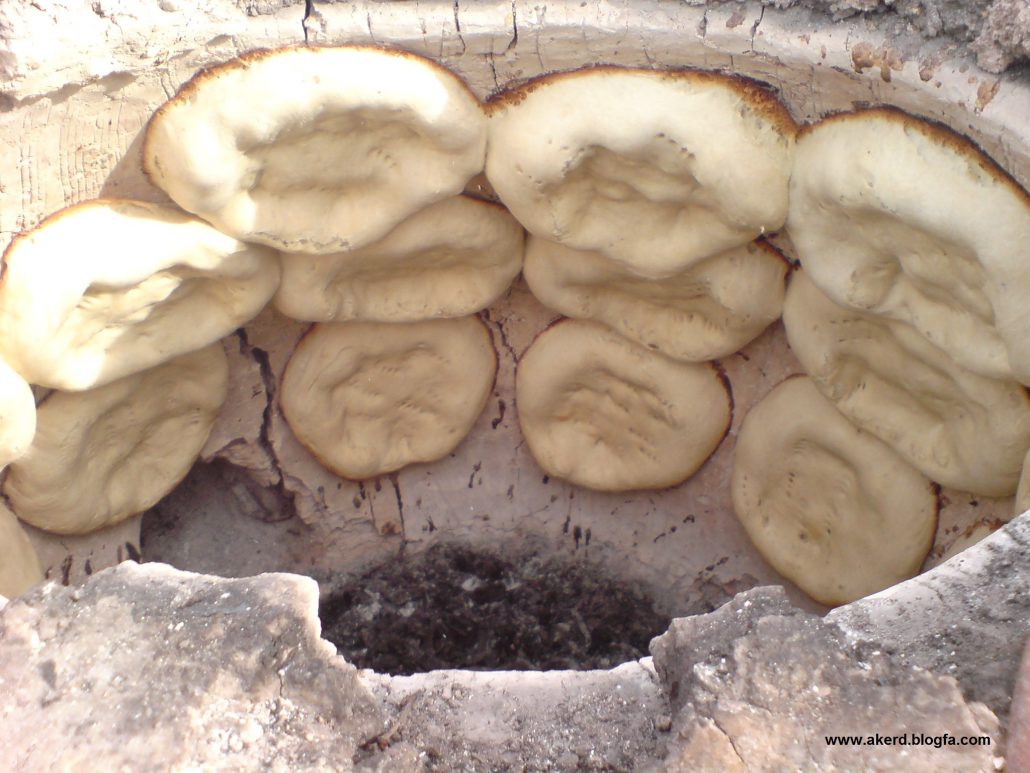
(318, 543), (670, 675)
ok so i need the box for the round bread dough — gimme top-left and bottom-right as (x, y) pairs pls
(279, 317), (497, 479)
(0, 504), (43, 599)
(3, 345), (229, 535)
(783, 270), (1030, 497)
(486, 67), (796, 278)
(523, 236), (788, 361)
(1017, 450), (1030, 518)
(274, 196), (524, 322)
(0, 199), (279, 391)
(145, 45), (487, 255)
(787, 107), (1030, 384)
(515, 319), (732, 491)
(731, 376), (938, 606)
(0, 356), (36, 470)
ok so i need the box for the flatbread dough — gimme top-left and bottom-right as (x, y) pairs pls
(0, 199), (278, 390)
(145, 45), (487, 254)
(731, 376), (938, 606)
(515, 320), (732, 491)
(4, 345), (229, 535)
(783, 270), (1030, 497)
(279, 317), (497, 479)
(274, 196), (524, 322)
(523, 236), (788, 361)
(0, 356), (36, 470)
(787, 107), (1030, 384)
(487, 66), (795, 278)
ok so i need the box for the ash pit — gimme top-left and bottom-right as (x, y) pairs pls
(140, 460), (674, 676)
(320, 543), (670, 675)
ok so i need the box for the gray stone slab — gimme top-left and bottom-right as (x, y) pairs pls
(0, 563), (386, 772)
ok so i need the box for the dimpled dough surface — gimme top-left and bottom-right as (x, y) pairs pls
(279, 317), (497, 479)
(787, 108), (1030, 384)
(144, 46), (487, 255)
(783, 270), (1030, 497)
(0, 199), (279, 391)
(274, 196), (524, 323)
(731, 376), (938, 606)
(486, 67), (795, 278)
(515, 320), (732, 492)
(3, 345), (229, 535)
(523, 236), (788, 362)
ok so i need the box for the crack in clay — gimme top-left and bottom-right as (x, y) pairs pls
(481, 307), (518, 366)
(366, 11), (377, 44)
(389, 473), (405, 539)
(234, 329), (294, 514)
(534, 20), (545, 72)
(453, 0), (467, 55)
(302, 0), (314, 43)
(507, 1), (518, 52)
(750, 6), (765, 53)
(485, 53), (501, 92)
(366, 484), (378, 525)
(640, 37), (656, 68)
(467, 461), (482, 489)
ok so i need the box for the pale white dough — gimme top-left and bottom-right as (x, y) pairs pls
(731, 376), (938, 606)
(784, 270), (1030, 497)
(787, 107), (1030, 384)
(0, 356), (36, 470)
(279, 317), (497, 479)
(145, 45), (487, 254)
(515, 320), (731, 491)
(274, 196), (524, 322)
(3, 345), (229, 535)
(0, 504), (43, 599)
(523, 236), (788, 361)
(0, 199), (279, 391)
(487, 67), (796, 278)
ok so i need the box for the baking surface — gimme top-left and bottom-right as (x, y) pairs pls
(197, 275), (1010, 618)
(2, 0), (1023, 607)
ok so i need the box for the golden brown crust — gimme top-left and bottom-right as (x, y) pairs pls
(143, 44), (485, 186)
(166, 43), (482, 106)
(4, 198), (161, 253)
(486, 65), (798, 136)
(799, 106), (1030, 208)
